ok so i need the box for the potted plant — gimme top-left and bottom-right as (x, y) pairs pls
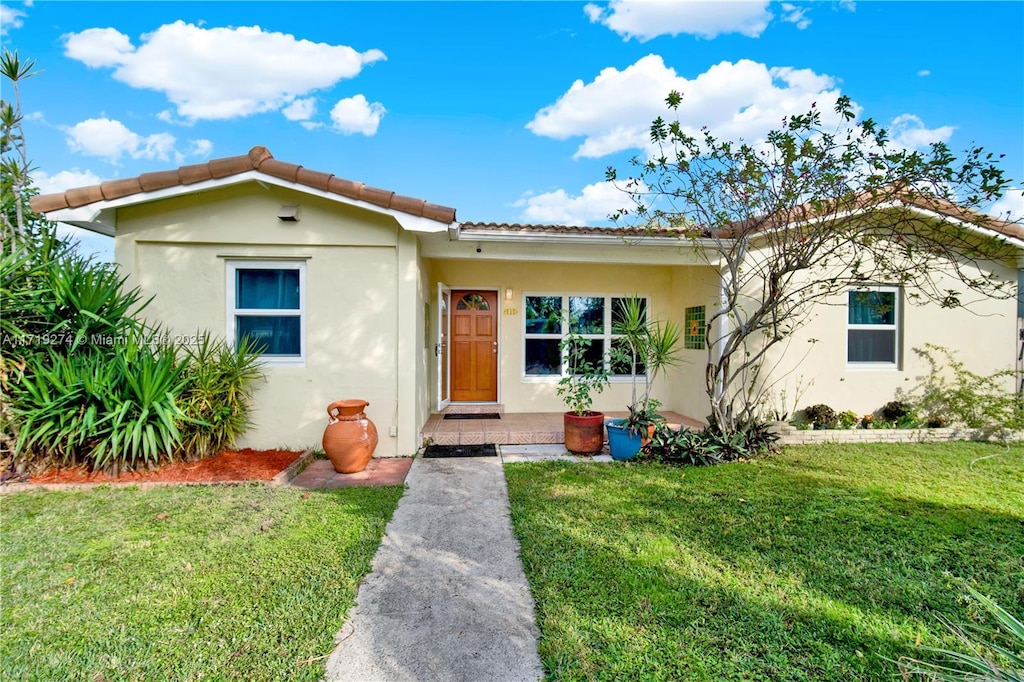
(605, 296), (682, 460)
(557, 328), (611, 454)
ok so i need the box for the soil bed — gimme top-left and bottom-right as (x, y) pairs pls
(29, 449), (304, 485)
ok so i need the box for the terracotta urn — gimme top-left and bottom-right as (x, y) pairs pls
(322, 399), (378, 473)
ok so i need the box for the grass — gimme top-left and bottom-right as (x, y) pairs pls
(505, 442), (1024, 681)
(1, 484), (404, 681)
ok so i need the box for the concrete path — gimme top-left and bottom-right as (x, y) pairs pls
(325, 456), (544, 682)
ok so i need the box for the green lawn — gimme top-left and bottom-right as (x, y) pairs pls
(1, 484), (403, 681)
(505, 442), (1024, 681)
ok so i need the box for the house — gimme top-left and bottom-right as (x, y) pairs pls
(31, 147), (1024, 454)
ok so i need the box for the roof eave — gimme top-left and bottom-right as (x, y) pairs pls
(457, 226), (725, 248)
(41, 171), (454, 234)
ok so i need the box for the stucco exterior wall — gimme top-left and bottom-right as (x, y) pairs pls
(426, 259), (720, 418)
(113, 183), (419, 454)
(748, 252), (1019, 420)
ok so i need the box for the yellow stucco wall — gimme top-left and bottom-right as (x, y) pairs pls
(114, 183), (421, 454)
(739, 246), (1020, 420)
(426, 259), (720, 418)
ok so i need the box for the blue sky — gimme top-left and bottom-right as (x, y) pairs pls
(2, 1), (1022, 259)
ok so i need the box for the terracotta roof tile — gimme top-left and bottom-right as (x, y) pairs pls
(64, 185), (105, 208)
(29, 146), (457, 225)
(138, 169), (180, 192)
(328, 177), (364, 201)
(459, 222), (690, 238)
(100, 177), (142, 201)
(208, 154), (254, 178)
(178, 162), (214, 185)
(359, 186), (395, 210)
(295, 167), (332, 193)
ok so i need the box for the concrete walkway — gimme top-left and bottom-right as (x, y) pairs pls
(325, 456), (544, 682)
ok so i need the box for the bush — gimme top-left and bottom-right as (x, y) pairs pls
(177, 334), (265, 459)
(2, 227), (264, 472)
(803, 404), (837, 428)
(880, 400), (914, 424)
(7, 333), (188, 473)
(642, 420), (778, 466)
(837, 410), (859, 428)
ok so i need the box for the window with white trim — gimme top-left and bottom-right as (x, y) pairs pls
(227, 261), (305, 364)
(847, 286), (899, 367)
(523, 294), (647, 377)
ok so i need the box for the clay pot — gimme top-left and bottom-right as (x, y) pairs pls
(322, 399), (378, 473)
(563, 411), (605, 455)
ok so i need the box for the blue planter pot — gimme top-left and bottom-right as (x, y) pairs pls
(606, 420), (643, 461)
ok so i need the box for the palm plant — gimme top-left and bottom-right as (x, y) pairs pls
(611, 295), (683, 435)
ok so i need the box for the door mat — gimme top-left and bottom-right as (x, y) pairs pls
(423, 444), (499, 458)
(443, 413), (501, 420)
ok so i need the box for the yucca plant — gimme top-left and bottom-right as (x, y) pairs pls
(176, 334), (265, 459)
(8, 332), (189, 473)
(899, 587), (1023, 681)
(610, 295), (683, 435)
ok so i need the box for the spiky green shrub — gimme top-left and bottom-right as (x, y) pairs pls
(7, 333), (188, 472)
(176, 334), (265, 459)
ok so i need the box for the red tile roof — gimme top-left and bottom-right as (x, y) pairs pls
(30, 146), (457, 224)
(458, 222), (696, 238)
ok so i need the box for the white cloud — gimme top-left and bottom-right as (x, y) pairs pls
(1, 4), (27, 34)
(888, 113), (955, 151)
(513, 180), (639, 226)
(282, 97), (316, 121)
(990, 188), (1024, 221)
(63, 117), (211, 164)
(584, 0), (773, 41)
(63, 21), (385, 121)
(301, 121), (325, 131)
(33, 168), (103, 195)
(330, 95), (385, 136)
(780, 3), (811, 29)
(186, 138), (213, 158)
(528, 55), (848, 159)
(917, 69), (931, 77)
(64, 118), (175, 163)
(63, 27), (135, 66)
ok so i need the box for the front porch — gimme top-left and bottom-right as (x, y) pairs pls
(420, 408), (705, 447)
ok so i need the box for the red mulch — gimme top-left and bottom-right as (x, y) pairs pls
(29, 449), (305, 485)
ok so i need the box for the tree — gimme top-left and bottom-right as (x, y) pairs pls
(0, 49), (45, 242)
(607, 91), (1021, 434)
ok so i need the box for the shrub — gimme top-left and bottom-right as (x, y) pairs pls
(642, 420), (778, 466)
(880, 400), (914, 423)
(925, 415), (948, 429)
(2, 227), (264, 472)
(7, 333), (188, 473)
(837, 410), (859, 429)
(177, 335), (265, 459)
(803, 404), (837, 428)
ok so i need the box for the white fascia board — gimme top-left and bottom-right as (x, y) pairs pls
(43, 171), (452, 235)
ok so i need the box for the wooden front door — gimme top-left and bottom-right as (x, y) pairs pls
(450, 290), (498, 402)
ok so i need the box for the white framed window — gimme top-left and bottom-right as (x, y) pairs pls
(523, 294), (647, 379)
(226, 260), (306, 365)
(847, 286), (900, 368)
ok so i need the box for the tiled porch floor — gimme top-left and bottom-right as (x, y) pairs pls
(420, 410), (705, 446)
